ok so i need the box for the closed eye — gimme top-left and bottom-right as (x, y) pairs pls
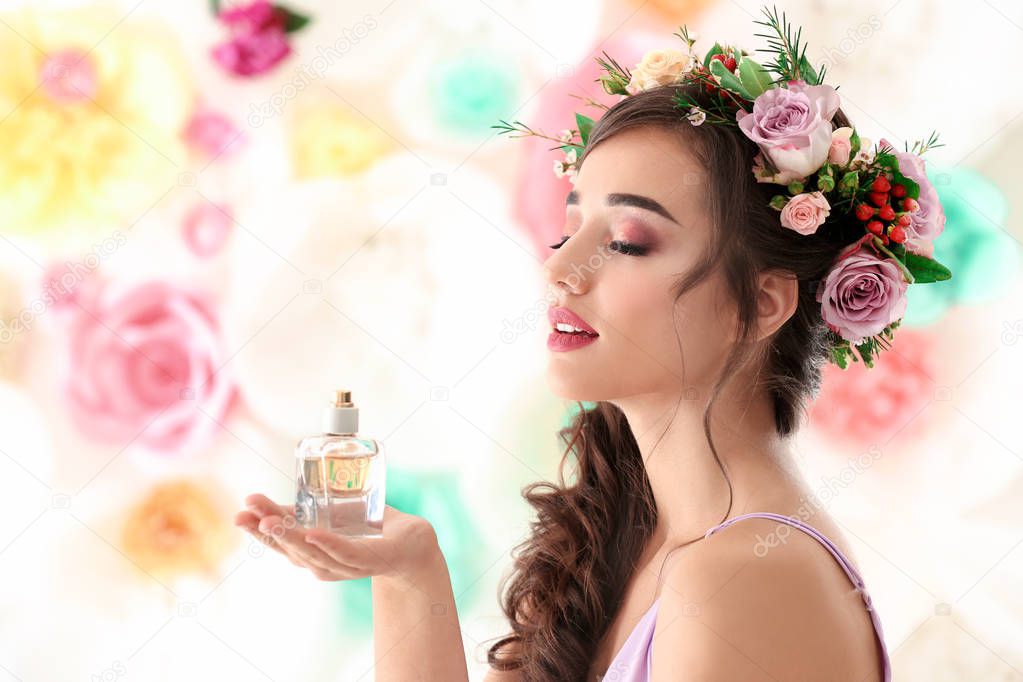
(547, 235), (649, 257)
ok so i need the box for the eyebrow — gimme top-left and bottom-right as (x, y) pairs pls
(565, 190), (681, 225)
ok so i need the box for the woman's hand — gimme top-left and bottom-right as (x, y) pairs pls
(235, 493), (439, 582)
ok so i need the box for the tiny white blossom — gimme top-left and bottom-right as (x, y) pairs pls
(564, 148), (578, 164)
(686, 107), (707, 126)
(566, 167), (578, 185)
(558, 129), (573, 143)
(553, 159), (566, 178)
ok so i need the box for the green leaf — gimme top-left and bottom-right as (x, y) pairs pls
(278, 5), (312, 33)
(904, 252), (952, 283)
(703, 42), (725, 68)
(575, 113), (595, 146)
(849, 128), (861, 160)
(737, 58), (773, 98)
(709, 59), (751, 99)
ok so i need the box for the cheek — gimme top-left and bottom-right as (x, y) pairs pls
(600, 271), (682, 362)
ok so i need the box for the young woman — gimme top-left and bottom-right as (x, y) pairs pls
(233, 18), (952, 676)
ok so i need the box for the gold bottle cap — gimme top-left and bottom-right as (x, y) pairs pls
(332, 390), (353, 407)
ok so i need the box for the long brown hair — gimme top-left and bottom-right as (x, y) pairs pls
(486, 82), (858, 679)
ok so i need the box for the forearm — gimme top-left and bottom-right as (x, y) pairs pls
(371, 542), (469, 681)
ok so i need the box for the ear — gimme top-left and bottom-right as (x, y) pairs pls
(754, 269), (799, 342)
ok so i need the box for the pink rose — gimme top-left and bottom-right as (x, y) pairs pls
(815, 249), (908, 345)
(737, 80), (841, 179)
(881, 138), (946, 256)
(780, 192), (831, 235)
(64, 280), (236, 455)
(210, 0), (291, 77)
(828, 127), (854, 166)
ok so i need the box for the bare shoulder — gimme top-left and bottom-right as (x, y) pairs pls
(649, 517), (883, 682)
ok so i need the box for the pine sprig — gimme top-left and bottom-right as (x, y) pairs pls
(911, 130), (943, 156)
(752, 5), (825, 85)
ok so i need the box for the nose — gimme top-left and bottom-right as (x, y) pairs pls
(542, 236), (594, 296)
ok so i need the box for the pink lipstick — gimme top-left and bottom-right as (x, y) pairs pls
(547, 307), (599, 352)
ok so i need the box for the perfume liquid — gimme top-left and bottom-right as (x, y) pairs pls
(295, 390), (385, 536)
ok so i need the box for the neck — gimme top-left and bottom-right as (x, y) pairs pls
(610, 378), (803, 549)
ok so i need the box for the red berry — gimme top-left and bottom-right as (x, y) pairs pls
(890, 225), (906, 243)
(724, 56), (737, 72)
(711, 53), (726, 63)
(880, 233), (890, 245)
(902, 197), (920, 212)
(866, 220), (884, 236)
(704, 82), (716, 92)
(890, 184), (907, 198)
(854, 203), (874, 221)
(878, 204), (896, 221)
(871, 176), (891, 193)
(868, 191), (889, 207)
(897, 214), (912, 227)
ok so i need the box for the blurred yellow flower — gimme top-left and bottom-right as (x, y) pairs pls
(0, 7), (192, 234)
(290, 104), (393, 178)
(121, 480), (235, 580)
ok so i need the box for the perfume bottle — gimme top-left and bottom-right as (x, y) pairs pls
(294, 390), (385, 536)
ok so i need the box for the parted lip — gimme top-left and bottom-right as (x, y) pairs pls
(548, 306), (598, 335)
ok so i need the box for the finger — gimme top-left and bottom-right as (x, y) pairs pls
(236, 513), (291, 557)
(244, 493), (287, 518)
(259, 514), (339, 571)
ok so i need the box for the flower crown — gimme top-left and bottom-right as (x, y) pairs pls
(494, 6), (953, 369)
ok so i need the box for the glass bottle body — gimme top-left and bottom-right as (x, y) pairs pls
(294, 434), (385, 536)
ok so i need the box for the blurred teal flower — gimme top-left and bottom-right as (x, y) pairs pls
(903, 166), (1020, 326)
(429, 48), (519, 135)
(334, 468), (487, 632)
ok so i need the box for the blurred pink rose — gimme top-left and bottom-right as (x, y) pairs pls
(780, 191), (830, 235)
(210, 0), (291, 77)
(64, 280), (236, 455)
(816, 248), (908, 344)
(737, 80), (840, 179)
(183, 109), (245, 160)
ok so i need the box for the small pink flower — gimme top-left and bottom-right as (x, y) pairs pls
(780, 191), (831, 235)
(182, 202), (234, 258)
(210, 0), (292, 77)
(63, 279), (236, 455)
(828, 127), (854, 166)
(815, 249), (908, 345)
(183, 109), (245, 160)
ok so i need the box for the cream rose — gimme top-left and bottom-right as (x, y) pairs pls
(780, 191), (831, 235)
(626, 49), (694, 94)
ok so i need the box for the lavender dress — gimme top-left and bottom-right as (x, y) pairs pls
(599, 512), (892, 681)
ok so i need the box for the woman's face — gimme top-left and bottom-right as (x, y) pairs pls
(543, 125), (738, 402)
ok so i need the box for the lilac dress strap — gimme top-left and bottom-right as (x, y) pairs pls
(599, 512), (892, 682)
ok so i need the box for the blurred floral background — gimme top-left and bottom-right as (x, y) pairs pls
(0, 0), (1021, 680)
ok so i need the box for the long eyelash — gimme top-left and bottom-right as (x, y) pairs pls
(608, 240), (649, 256)
(548, 235), (649, 257)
